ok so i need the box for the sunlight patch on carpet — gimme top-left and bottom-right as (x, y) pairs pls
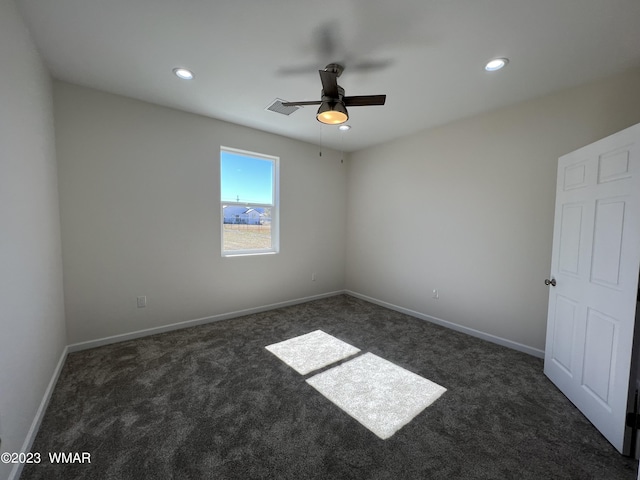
(265, 330), (360, 375)
(306, 353), (447, 439)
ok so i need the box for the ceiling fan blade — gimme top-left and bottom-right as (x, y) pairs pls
(277, 65), (322, 76)
(280, 100), (323, 106)
(348, 59), (393, 72)
(343, 95), (386, 106)
(319, 69), (339, 99)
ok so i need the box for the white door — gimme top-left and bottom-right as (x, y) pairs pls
(544, 123), (640, 454)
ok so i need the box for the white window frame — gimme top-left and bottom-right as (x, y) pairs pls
(220, 146), (279, 257)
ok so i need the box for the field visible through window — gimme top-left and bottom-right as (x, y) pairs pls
(223, 224), (272, 251)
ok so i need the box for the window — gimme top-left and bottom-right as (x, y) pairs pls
(220, 147), (279, 256)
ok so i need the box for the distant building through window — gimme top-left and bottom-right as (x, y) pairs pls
(220, 147), (279, 255)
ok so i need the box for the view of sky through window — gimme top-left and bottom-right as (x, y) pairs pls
(221, 151), (273, 204)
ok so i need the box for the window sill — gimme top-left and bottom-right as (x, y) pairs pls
(222, 250), (278, 258)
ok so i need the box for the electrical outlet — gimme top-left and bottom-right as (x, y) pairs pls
(137, 296), (147, 308)
(432, 289), (439, 299)
(311, 272), (317, 282)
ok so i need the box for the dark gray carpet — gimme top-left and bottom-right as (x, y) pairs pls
(21, 295), (637, 479)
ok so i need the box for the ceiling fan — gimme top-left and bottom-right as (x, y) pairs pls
(282, 63), (386, 125)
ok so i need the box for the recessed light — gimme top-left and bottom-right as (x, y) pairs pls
(338, 125), (351, 131)
(485, 58), (509, 72)
(173, 67), (194, 80)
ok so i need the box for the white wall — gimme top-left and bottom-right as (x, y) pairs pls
(0, 1), (67, 478)
(54, 82), (347, 345)
(346, 67), (640, 353)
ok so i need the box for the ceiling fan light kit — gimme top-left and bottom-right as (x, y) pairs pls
(317, 101), (349, 125)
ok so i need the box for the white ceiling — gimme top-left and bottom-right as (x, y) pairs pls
(17, 0), (640, 152)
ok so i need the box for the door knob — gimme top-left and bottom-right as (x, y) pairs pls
(545, 278), (557, 287)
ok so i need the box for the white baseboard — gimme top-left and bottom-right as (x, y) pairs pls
(68, 290), (346, 353)
(345, 290), (545, 359)
(9, 346), (69, 480)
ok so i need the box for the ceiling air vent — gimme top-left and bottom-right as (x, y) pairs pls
(266, 98), (300, 116)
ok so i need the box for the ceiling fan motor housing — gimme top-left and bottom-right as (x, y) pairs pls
(322, 85), (345, 103)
